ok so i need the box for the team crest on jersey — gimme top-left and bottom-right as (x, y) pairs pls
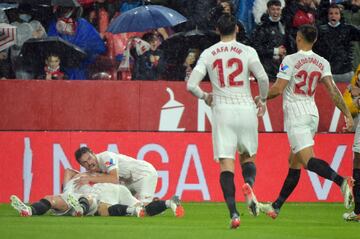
(105, 158), (114, 167)
(280, 64), (289, 72)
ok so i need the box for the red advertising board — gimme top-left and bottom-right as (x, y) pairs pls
(0, 132), (353, 203)
(0, 80), (347, 132)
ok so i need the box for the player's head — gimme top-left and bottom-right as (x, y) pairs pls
(296, 24), (318, 47)
(216, 13), (237, 37)
(75, 147), (99, 172)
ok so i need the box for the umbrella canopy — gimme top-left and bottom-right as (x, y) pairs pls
(159, 29), (219, 64)
(19, 36), (86, 70)
(51, 0), (80, 7)
(107, 5), (187, 33)
(0, 23), (16, 51)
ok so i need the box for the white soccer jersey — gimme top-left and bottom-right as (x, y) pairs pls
(62, 176), (140, 214)
(193, 39), (263, 105)
(277, 50), (332, 119)
(96, 151), (157, 182)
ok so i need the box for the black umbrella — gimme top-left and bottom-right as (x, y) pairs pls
(19, 36), (87, 71)
(159, 29), (219, 64)
(51, 0), (80, 7)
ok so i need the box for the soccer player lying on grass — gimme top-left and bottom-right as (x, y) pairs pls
(254, 24), (354, 219)
(10, 172), (145, 217)
(72, 147), (184, 217)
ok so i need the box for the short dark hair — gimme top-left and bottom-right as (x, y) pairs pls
(216, 13), (236, 36)
(74, 146), (93, 163)
(267, 0), (282, 8)
(142, 32), (157, 43)
(298, 24), (318, 44)
(328, 3), (342, 13)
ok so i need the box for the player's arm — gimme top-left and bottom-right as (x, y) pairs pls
(249, 59), (269, 116)
(267, 78), (288, 100)
(322, 75), (354, 131)
(249, 56), (269, 102)
(74, 169), (118, 187)
(63, 168), (80, 184)
(186, 69), (211, 104)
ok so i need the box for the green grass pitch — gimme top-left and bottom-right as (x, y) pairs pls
(0, 202), (358, 239)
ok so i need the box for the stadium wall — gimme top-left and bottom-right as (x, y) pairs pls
(0, 80), (347, 132)
(0, 132), (353, 203)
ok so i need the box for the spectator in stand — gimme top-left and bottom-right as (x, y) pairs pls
(171, 48), (200, 81)
(47, 4), (106, 80)
(343, 0), (360, 72)
(233, 0), (257, 35)
(208, 0), (250, 44)
(0, 10), (14, 79)
(82, 0), (120, 38)
(314, 4), (360, 83)
(9, 3), (47, 79)
(132, 32), (165, 80)
(251, 0), (286, 81)
(0, 48), (13, 79)
(252, 0), (286, 25)
(36, 53), (68, 80)
(282, 0), (317, 54)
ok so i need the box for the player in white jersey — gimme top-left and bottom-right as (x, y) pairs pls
(10, 172), (144, 217)
(255, 24), (355, 219)
(187, 14), (269, 229)
(73, 146), (184, 217)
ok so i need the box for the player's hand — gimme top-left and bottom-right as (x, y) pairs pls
(204, 93), (213, 106)
(343, 115), (354, 132)
(74, 175), (91, 188)
(254, 96), (267, 117)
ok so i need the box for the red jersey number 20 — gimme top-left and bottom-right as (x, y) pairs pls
(294, 70), (322, 96)
(212, 58), (243, 87)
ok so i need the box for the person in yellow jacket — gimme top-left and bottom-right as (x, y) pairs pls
(343, 64), (360, 222)
(344, 64), (360, 117)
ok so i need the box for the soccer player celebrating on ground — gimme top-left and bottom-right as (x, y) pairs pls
(10, 172), (145, 217)
(187, 14), (269, 229)
(73, 146), (184, 217)
(255, 24), (354, 219)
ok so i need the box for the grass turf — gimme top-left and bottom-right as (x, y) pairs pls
(0, 202), (358, 239)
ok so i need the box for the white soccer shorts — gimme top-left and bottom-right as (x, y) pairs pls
(211, 104), (258, 160)
(285, 114), (319, 153)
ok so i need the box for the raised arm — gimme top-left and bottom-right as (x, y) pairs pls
(322, 75), (354, 131)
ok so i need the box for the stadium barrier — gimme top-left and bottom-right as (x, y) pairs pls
(0, 80), (347, 132)
(0, 131), (353, 203)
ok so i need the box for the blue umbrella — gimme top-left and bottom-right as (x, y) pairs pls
(107, 5), (187, 33)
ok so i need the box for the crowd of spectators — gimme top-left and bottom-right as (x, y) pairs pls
(0, 0), (359, 82)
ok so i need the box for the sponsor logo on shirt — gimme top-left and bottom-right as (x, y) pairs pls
(280, 64), (289, 72)
(105, 158), (114, 167)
